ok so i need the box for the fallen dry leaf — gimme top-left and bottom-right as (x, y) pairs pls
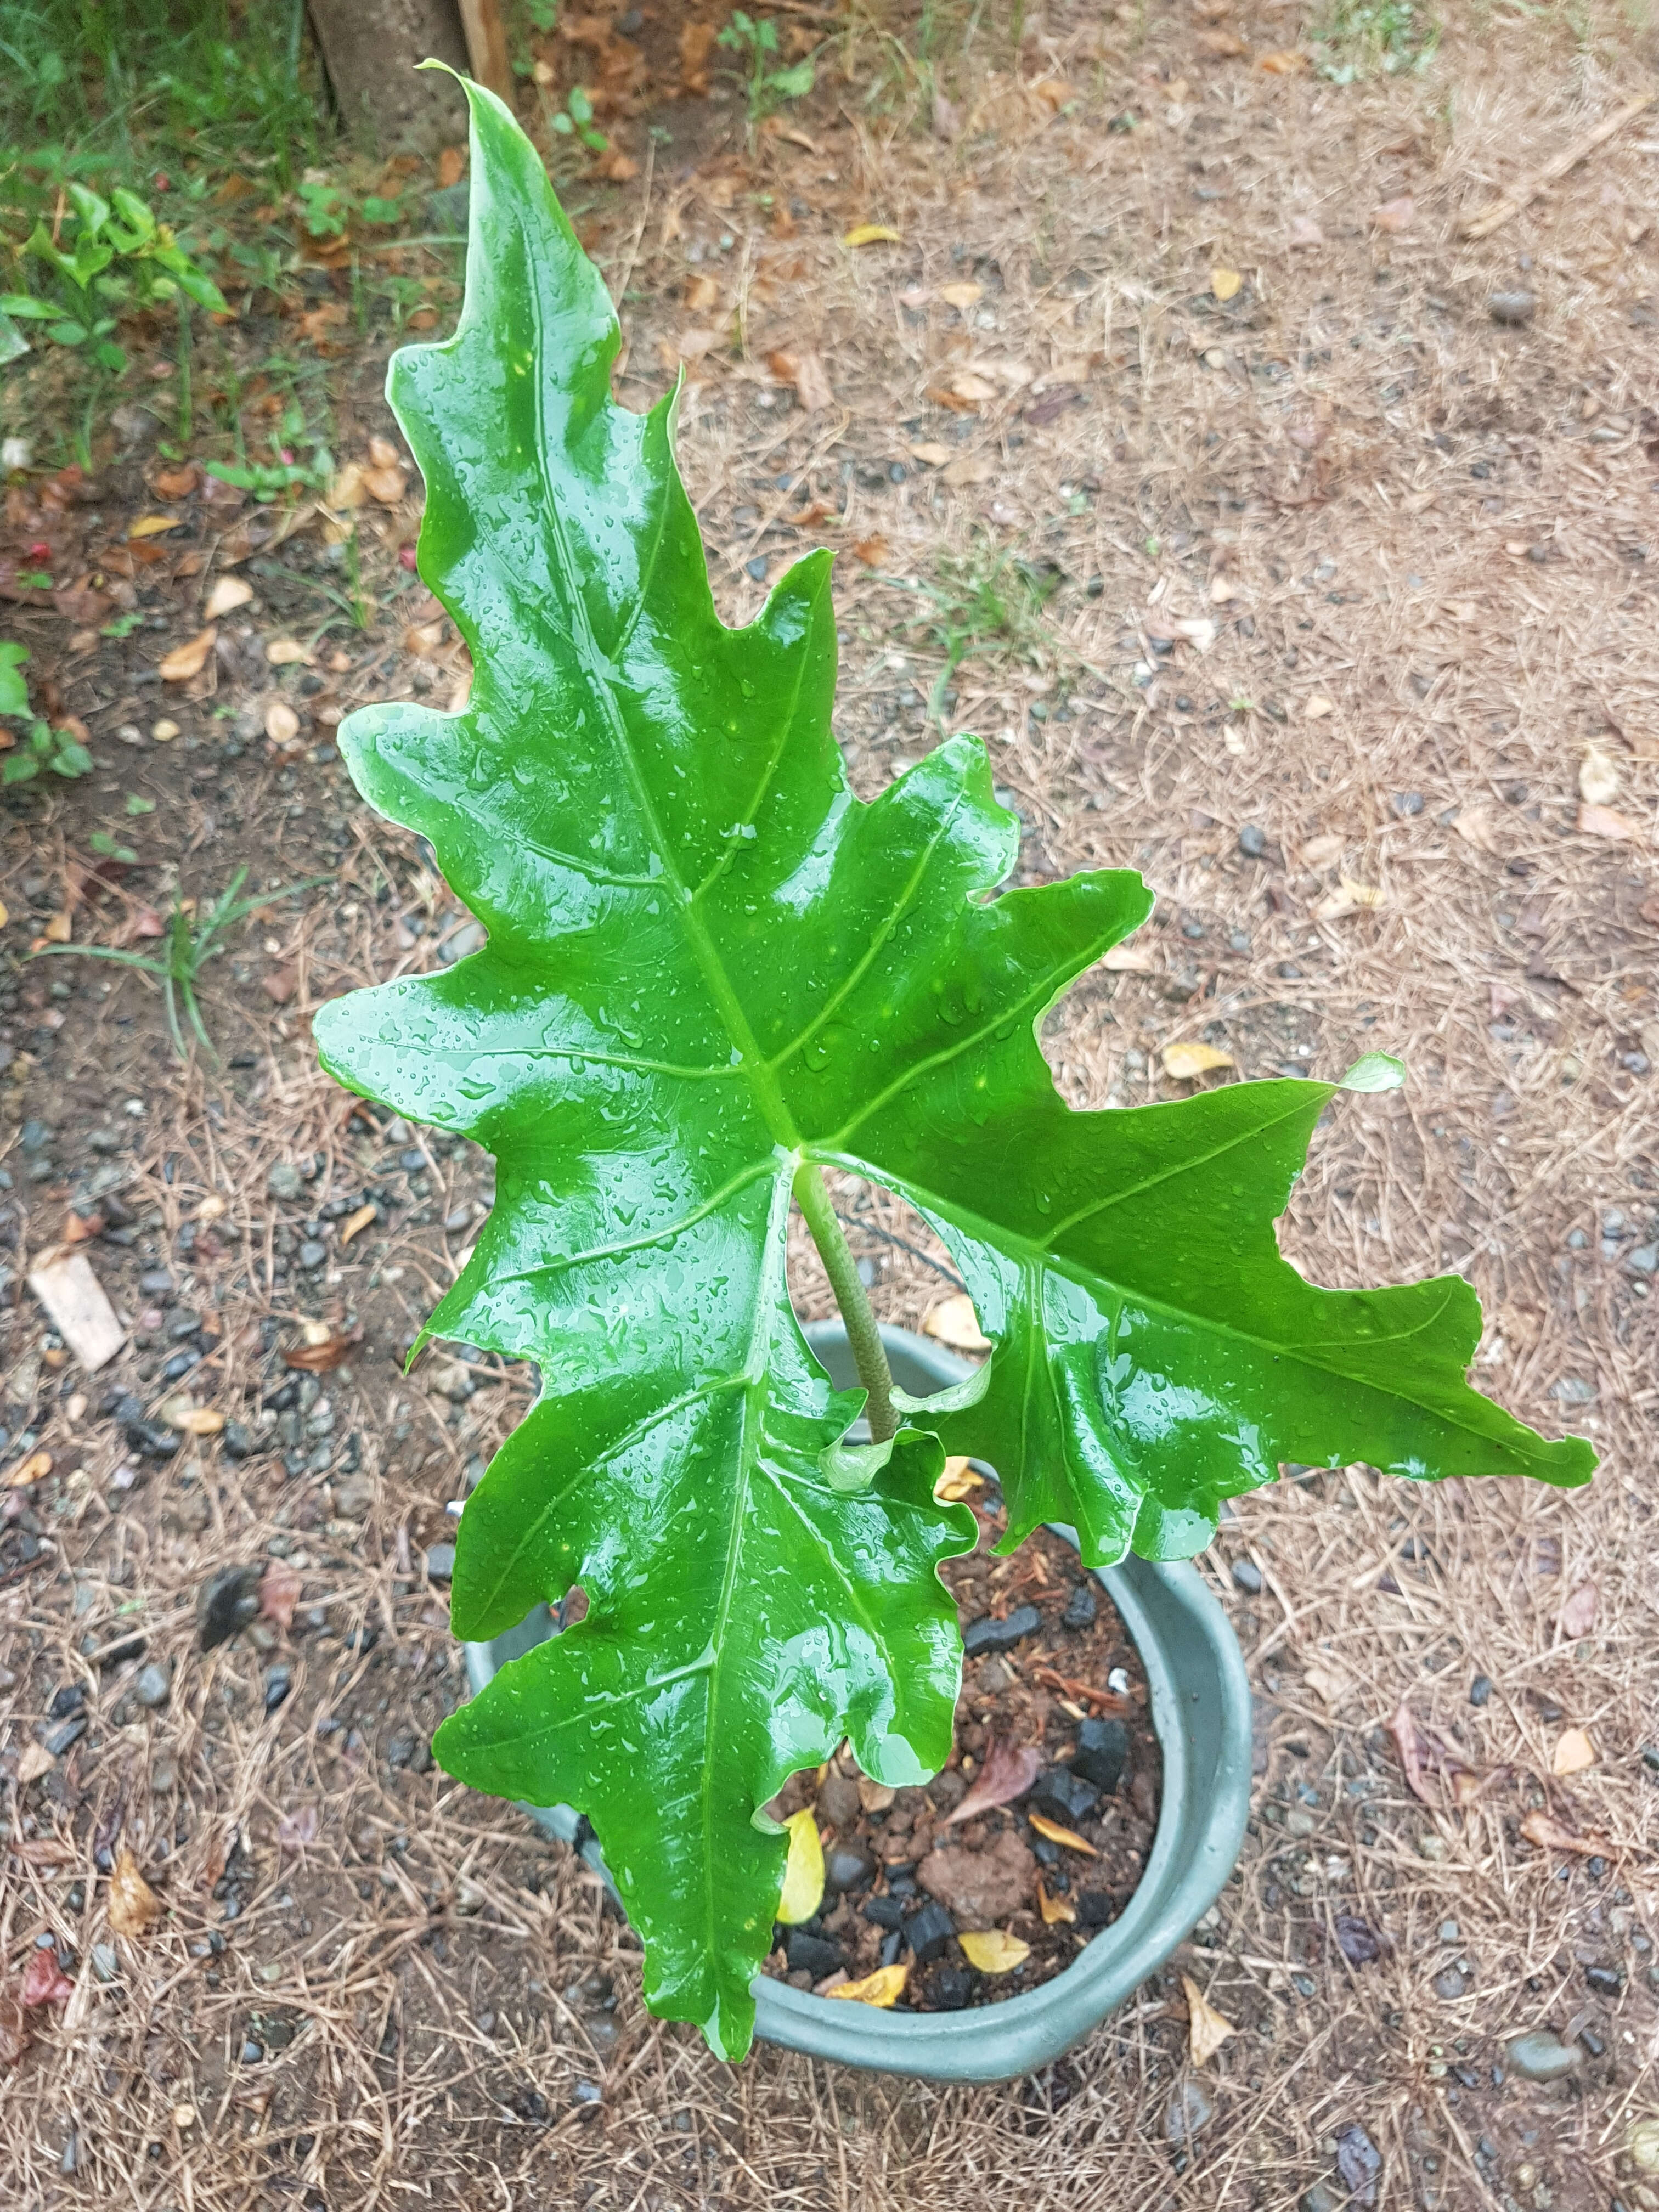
(1028, 1811), (1098, 1856)
(151, 464), (199, 498)
(259, 1559), (303, 1630)
(1579, 747), (1620, 806)
(1286, 212), (1325, 246)
(1552, 1727), (1597, 1776)
(204, 575), (253, 618)
(265, 637), (312, 666)
(767, 347), (834, 413)
(1183, 1973), (1238, 2064)
(934, 1455), (983, 1502)
(843, 224), (901, 248)
(1256, 47), (1311, 71)
(437, 144), (465, 189)
(856, 1775), (897, 1815)
(340, 1201), (379, 1247)
(328, 462), (366, 511)
(368, 436), (400, 470)
(1211, 267), (1243, 301)
(938, 280), (983, 311)
(1304, 696), (1335, 721)
(1163, 1041), (1233, 1080)
(7, 1449), (52, 1489)
(1453, 804), (1502, 854)
(853, 534), (889, 567)
(685, 273), (720, 313)
(1209, 573), (1237, 605)
(1037, 1878), (1075, 1926)
(1103, 943), (1156, 973)
(281, 1327), (363, 1372)
(17, 1742), (56, 1785)
(1578, 803), (1639, 841)
(363, 465), (405, 505)
(1520, 1808), (1607, 1857)
(923, 1292), (990, 1353)
(158, 626), (216, 681)
(261, 964), (297, 1005)
(172, 1406), (225, 1437)
(266, 699), (300, 746)
(277, 1804), (320, 1851)
(1302, 1662), (1353, 1708)
(108, 1845), (162, 1937)
(943, 454), (994, 488)
(21, 1949), (72, 2007)
(944, 1736), (1042, 1826)
(909, 441), (952, 467)
(42, 911), (71, 943)
(1371, 195), (1415, 233)
(1389, 1700), (1476, 1808)
(1559, 1581), (1598, 1639)
(128, 513), (184, 539)
(948, 369), (999, 405)
(959, 1930), (1030, 1974)
(827, 1962), (909, 2005)
(0, 1993), (29, 2068)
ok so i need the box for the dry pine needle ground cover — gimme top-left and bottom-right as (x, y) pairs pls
(2, 3), (1658, 2208)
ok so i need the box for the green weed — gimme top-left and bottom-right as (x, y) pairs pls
(887, 539), (1062, 726)
(35, 864), (326, 1059)
(1310, 0), (1440, 79)
(717, 13), (817, 137)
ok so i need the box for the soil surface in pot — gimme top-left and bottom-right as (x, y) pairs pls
(760, 1491), (1162, 2011)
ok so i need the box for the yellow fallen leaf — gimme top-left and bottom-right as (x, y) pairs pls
(1103, 943), (1156, 973)
(1029, 1811), (1098, 1856)
(1256, 47), (1311, 71)
(776, 1808), (825, 1924)
(340, 1200), (380, 1247)
(1304, 696), (1334, 720)
(265, 637), (313, 666)
(923, 1292), (990, 1353)
(205, 575), (254, 618)
(959, 1929), (1031, 1973)
(0, 896), (7, 928)
(128, 513), (183, 539)
(938, 280), (983, 311)
(43, 911), (72, 943)
(1452, 805), (1501, 855)
(108, 1844), (162, 1937)
(1552, 1727), (1596, 1776)
(1037, 1878), (1075, 1925)
(1340, 877), (1388, 909)
(934, 1455), (984, 1502)
(1300, 833), (1343, 867)
(843, 224), (901, 247)
(1163, 1042), (1234, 1080)
(159, 626), (216, 682)
(910, 441), (953, 467)
(1211, 267), (1243, 301)
(949, 370), (998, 404)
(1578, 803), (1639, 842)
(1579, 747), (1620, 806)
(827, 1962), (909, 2005)
(7, 1449), (52, 1488)
(1183, 1973), (1238, 2064)
(18, 1741), (56, 1784)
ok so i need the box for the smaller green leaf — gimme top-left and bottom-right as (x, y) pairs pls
(772, 61), (815, 98)
(88, 830), (136, 857)
(1341, 1052), (1407, 1093)
(0, 295), (55, 319)
(0, 640), (28, 720)
(110, 188), (157, 240)
(93, 342), (127, 373)
(66, 182), (111, 240)
(47, 320), (89, 347)
(1, 754), (40, 785)
(124, 793), (156, 815)
(52, 741), (93, 777)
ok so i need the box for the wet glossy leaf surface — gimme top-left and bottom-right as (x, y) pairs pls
(315, 84), (1595, 2057)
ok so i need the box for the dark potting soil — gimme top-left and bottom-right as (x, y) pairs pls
(760, 1495), (1162, 2012)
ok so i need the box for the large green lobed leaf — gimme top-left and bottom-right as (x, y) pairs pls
(315, 81), (1594, 2057)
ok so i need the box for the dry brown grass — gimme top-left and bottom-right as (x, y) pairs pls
(4, 2), (1659, 2207)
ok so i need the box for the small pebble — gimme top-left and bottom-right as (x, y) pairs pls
(1238, 823), (1267, 859)
(1488, 290), (1536, 326)
(1231, 1558), (1263, 1595)
(1061, 1582), (1097, 1630)
(1504, 2029), (1582, 2082)
(961, 1605), (1041, 1656)
(1469, 1674), (1492, 1706)
(134, 1662), (171, 1709)
(266, 1161), (304, 1201)
(1164, 2078), (1215, 2142)
(1439, 1919), (1460, 1943)
(1584, 1962), (1623, 1997)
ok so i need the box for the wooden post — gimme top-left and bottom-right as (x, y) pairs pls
(306, 0), (474, 151)
(457, 0), (513, 99)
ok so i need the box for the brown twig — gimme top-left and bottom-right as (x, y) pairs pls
(1459, 88), (1655, 238)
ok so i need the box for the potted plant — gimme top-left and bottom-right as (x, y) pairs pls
(314, 80), (1594, 2072)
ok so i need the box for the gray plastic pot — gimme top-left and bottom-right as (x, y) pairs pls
(462, 1322), (1251, 2083)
